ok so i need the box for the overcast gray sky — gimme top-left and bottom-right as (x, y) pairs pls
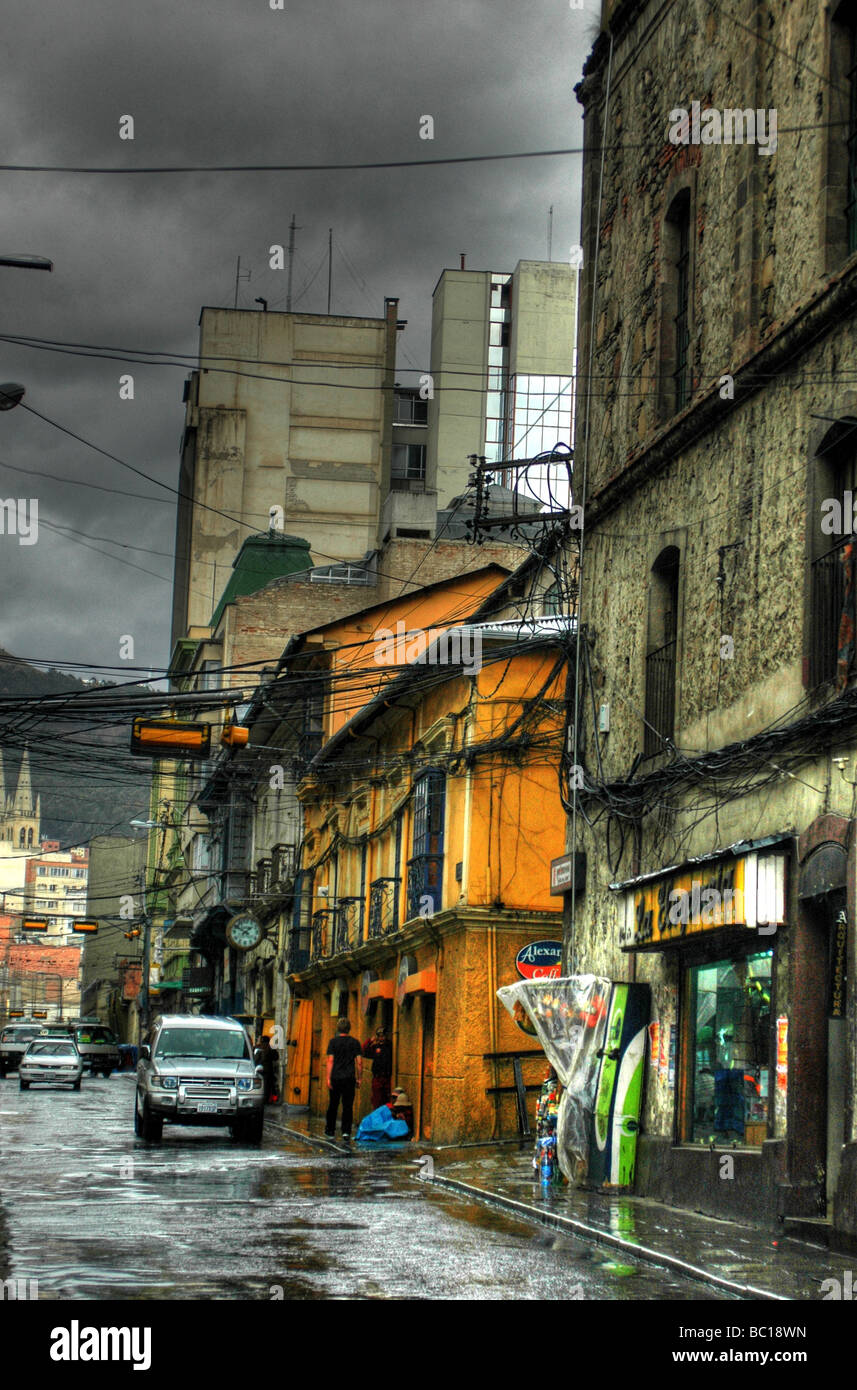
(0, 0), (595, 678)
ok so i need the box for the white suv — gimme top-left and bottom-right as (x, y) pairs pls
(135, 1014), (265, 1144)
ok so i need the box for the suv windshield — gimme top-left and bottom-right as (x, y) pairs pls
(27, 1041), (76, 1057)
(2, 1027), (39, 1044)
(156, 1029), (248, 1061)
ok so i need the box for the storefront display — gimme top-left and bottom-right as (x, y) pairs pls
(688, 949), (773, 1146)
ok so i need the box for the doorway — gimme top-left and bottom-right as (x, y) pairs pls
(419, 995), (436, 1140)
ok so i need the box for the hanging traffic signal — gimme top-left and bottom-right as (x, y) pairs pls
(130, 717), (211, 760)
(72, 920), (99, 934)
(22, 917), (49, 932)
(124, 928), (142, 940)
(221, 722), (249, 748)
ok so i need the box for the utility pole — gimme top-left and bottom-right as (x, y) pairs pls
(327, 228), (333, 314)
(547, 206), (553, 262)
(286, 214), (297, 312)
(138, 869), (152, 1037)
(233, 256), (250, 309)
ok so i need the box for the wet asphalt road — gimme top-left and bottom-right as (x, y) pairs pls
(0, 1072), (721, 1300)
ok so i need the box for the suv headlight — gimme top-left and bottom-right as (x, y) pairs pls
(152, 1075), (178, 1090)
(237, 1077), (263, 1092)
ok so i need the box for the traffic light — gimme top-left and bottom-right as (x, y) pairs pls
(130, 716), (211, 760)
(221, 722), (249, 748)
(124, 928), (142, 940)
(22, 917), (49, 932)
(72, 920), (99, 934)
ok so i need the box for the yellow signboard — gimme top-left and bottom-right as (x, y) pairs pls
(620, 853), (785, 949)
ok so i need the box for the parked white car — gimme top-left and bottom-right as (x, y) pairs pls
(19, 1038), (83, 1091)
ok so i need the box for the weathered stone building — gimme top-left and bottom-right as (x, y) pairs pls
(569, 0), (857, 1244)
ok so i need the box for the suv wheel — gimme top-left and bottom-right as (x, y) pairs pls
(19, 1079), (29, 1090)
(231, 1113), (264, 1145)
(72, 1078), (81, 1091)
(135, 1091), (163, 1142)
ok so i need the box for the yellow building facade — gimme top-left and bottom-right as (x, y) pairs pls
(287, 624), (570, 1143)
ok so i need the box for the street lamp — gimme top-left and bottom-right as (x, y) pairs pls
(0, 253), (52, 413)
(0, 254), (52, 271)
(0, 382), (25, 410)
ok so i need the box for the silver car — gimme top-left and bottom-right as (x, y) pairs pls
(19, 1038), (83, 1091)
(135, 1014), (265, 1144)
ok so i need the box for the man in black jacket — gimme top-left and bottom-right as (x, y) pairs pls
(325, 1017), (363, 1139)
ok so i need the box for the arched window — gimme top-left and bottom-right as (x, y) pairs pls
(27, 827), (33, 847)
(659, 189), (693, 421)
(18, 827), (26, 847)
(644, 547), (680, 755)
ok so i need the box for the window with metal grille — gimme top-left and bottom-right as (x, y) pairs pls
(406, 771), (445, 919)
(809, 440), (857, 687)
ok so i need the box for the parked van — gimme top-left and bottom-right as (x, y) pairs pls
(71, 1022), (120, 1077)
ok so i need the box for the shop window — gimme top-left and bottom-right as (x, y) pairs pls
(687, 950), (773, 1146)
(406, 771), (445, 920)
(643, 546), (679, 755)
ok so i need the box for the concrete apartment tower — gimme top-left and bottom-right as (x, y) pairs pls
(427, 259), (578, 507)
(171, 300), (400, 650)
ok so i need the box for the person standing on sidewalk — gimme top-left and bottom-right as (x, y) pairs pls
(325, 1017), (363, 1139)
(362, 1025), (393, 1110)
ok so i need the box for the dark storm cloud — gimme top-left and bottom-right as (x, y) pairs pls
(0, 0), (593, 674)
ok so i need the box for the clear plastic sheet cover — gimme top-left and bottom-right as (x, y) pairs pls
(497, 975), (611, 1179)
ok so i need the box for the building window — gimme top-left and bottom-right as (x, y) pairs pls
(659, 189), (693, 421)
(829, 3), (857, 264)
(393, 392), (428, 426)
(18, 828), (25, 848)
(644, 546), (680, 756)
(808, 425), (857, 687)
(406, 771), (445, 920)
(27, 828), (33, 847)
(686, 950), (773, 1146)
(391, 444), (426, 483)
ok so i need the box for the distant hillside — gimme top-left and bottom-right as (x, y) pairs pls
(0, 649), (151, 848)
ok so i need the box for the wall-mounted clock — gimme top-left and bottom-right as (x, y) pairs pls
(226, 912), (263, 952)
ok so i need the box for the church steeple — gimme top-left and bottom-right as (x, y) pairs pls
(13, 747), (36, 816)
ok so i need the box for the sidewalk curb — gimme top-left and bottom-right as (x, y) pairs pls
(424, 1173), (789, 1302)
(264, 1116), (351, 1155)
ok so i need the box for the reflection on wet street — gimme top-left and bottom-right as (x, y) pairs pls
(0, 1075), (718, 1299)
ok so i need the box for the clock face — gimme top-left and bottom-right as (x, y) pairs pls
(226, 914), (263, 951)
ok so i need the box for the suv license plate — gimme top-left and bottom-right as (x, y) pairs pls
(196, 1102), (219, 1113)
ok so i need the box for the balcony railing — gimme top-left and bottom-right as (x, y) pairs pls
(333, 897), (363, 954)
(368, 877), (400, 938)
(810, 537), (848, 688)
(644, 638), (677, 757)
(311, 909), (334, 961)
(406, 857), (443, 922)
